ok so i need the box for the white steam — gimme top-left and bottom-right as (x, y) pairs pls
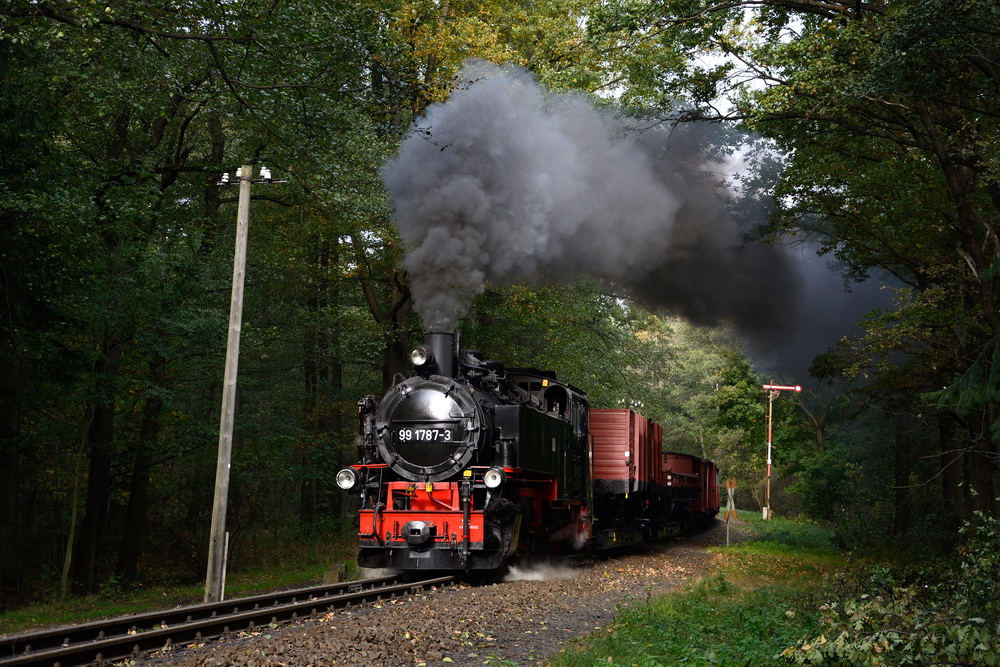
(502, 562), (578, 582)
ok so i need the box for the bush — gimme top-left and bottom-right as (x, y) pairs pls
(749, 515), (838, 553)
(781, 513), (1000, 666)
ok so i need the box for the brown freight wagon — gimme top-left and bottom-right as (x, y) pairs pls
(663, 452), (720, 520)
(590, 408), (659, 495)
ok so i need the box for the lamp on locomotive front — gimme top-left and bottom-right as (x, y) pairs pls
(335, 467), (359, 490)
(414, 331), (455, 378)
(410, 344), (432, 369)
(483, 466), (506, 489)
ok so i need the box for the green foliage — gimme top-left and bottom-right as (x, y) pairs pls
(952, 513), (1000, 625)
(711, 352), (825, 512)
(463, 280), (637, 398)
(6, 0), (991, 614)
(782, 596), (1000, 666)
(737, 0), (1000, 454)
(0, 0), (399, 601)
(585, 0), (737, 109)
(745, 515), (838, 554)
(928, 334), (1000, 440)
(782, 514), (1000, 665)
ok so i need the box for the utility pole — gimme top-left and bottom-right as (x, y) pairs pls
(761, 383), (801, 520)
(205, 164), (283, 603)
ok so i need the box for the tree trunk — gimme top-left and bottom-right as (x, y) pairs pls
(115, 355), (165, 584)
(301, 287), (321, 526)
(301, 240), (350, 523)
(0, 426), (18, 600)
(892, 412), (911, 537)
(60, 438), (86, 601)
(965, 405), (997, 522)
(350, 234), (413, 394)
(71, 326), (124, 595)
(938, 412), (963, 532)
(325, 317), (345, 520)
(381, 293), (414, 391)
(382, 332), (411, 391)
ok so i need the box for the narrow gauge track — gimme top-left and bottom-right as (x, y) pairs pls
(1, 574), (458, 666)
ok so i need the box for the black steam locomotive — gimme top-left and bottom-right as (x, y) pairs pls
(336, 332), (719, 572)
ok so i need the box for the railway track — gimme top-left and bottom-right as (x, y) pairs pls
(0, 574), (458, 666)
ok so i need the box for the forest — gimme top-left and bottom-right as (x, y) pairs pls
(0, 0), (997, 611)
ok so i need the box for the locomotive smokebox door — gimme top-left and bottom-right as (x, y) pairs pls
(374, 375), (485, 482)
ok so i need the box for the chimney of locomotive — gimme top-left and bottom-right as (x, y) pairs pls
(424, 331), (456, 378)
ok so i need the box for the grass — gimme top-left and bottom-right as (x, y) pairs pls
(0, 531), (360, 636)
(549, 513), (846, 667)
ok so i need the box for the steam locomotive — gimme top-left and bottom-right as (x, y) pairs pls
(336, 332), (719, 572)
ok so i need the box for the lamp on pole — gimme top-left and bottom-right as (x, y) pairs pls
(761, 382), (801, 520)
(205, 164), (285, 603)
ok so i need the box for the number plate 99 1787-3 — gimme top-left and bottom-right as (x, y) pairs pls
(394, 426), (456, 442)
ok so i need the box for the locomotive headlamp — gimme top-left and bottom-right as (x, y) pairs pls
(410, 344), (432, 368)
(483, 467), (506, 489)
(335, 467), (359, 490)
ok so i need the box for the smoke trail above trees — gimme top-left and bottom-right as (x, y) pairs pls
(382, 61), (821, 355)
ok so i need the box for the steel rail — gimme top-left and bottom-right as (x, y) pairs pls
(1, 575), (457, 666)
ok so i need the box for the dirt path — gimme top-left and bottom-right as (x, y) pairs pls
(143, 519), (749, 666)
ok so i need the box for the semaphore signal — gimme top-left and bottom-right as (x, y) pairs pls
(763, 384), (802, 393)
(762, 382), (802, 520)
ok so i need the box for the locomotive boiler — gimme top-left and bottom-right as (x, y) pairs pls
(337, 332), (719, 572)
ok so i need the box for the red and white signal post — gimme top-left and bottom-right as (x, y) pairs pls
(762, 383), (801, 520)
(725, 478), (737, 546)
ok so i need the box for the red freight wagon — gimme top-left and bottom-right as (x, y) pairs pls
(663, 453), (720, 519)
(590, 409), (635, 495)
(663, 452), (701, 495)
(590, 409), (662, 493)
(590, 409), (660, 495)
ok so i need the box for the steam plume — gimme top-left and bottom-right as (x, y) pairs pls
(382, 61), (801, 337)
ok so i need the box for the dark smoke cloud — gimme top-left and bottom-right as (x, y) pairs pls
(749, 248), (897, 382)
(622, 123), (802, 335)
(382, 61), (888, 378)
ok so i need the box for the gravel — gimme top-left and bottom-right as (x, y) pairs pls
(139, 519), (752, 666)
